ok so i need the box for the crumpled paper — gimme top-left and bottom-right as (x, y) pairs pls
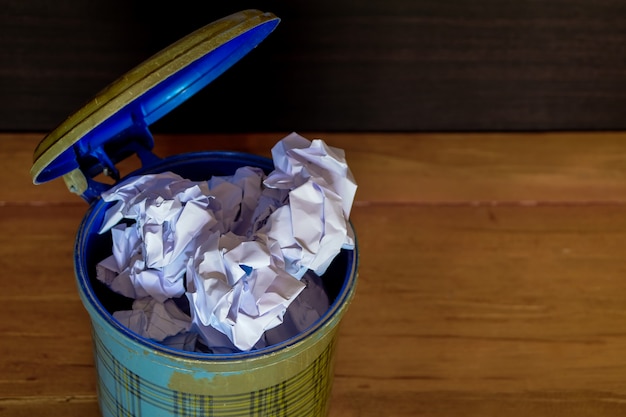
(95, 133), (356, 351)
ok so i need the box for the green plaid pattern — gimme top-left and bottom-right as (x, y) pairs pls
(93, 332), (335, 417)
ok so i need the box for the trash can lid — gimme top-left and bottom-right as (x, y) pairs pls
(31, 9), (280, 190)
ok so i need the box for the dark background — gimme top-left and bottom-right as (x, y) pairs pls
(2, 0), (626, 133)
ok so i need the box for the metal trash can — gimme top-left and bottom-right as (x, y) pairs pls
(31, 10), (358, 417)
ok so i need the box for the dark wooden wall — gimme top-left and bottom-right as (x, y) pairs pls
(2, 0), (626, 133)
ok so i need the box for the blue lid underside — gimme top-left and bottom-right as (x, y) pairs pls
(39, 15), (279, 203)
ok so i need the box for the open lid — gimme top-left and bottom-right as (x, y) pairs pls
(30, 9), (279, 201)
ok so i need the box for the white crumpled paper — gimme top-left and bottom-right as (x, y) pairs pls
(95, 133), (356, 352)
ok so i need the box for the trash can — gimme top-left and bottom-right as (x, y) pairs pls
(30, 10), (358, 417)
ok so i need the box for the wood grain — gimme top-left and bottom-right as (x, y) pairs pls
(3, 1), (626, 132)
(4, 132), (626, 416)
(9, 131), (626, 205)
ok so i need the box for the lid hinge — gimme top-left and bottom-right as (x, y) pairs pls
(62, 168), (111, 203)
(70, 124), (159, 203)
(93, 147), (121, 182)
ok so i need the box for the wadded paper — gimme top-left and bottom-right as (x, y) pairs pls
(96, 133), (356, 352)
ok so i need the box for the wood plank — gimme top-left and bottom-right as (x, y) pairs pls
(328, 391), (626, 417)
(341, 204), (626, 390)
(330, 204), (626, 415)
(4, 202), (626, 415)
(0, 397), (99, 417)
(0, 205), (94, 399)
(0, 204), (82, 297)
(9, 131), (626, 205)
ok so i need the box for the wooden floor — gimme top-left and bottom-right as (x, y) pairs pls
(4, 132), (626, 416)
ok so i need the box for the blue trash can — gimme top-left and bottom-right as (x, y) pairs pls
(31, 10), (358, 417)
